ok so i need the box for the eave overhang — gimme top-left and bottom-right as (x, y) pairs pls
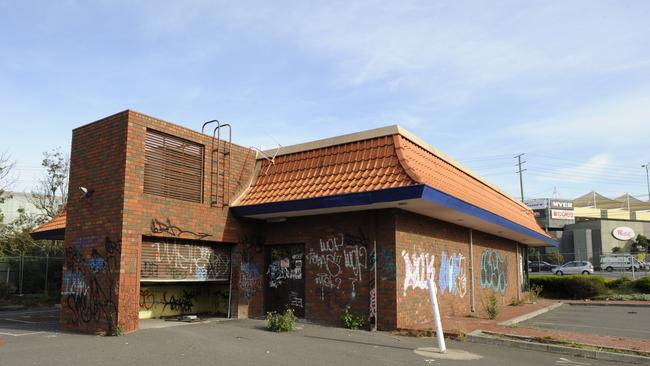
(231, 184), (557, 247)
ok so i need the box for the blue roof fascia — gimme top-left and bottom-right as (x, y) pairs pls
(420, 185), (558, 246)
(230, 185), (425, 217)
(231, 184), (557, 246)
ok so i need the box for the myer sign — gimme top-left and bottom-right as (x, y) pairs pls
(550, 200), (573, 209)
(612, 227), (635, 241)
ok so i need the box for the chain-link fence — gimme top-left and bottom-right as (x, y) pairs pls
(0, 255), (63, 295)
(527, 250), (650, 278)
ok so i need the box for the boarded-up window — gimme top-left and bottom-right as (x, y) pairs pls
(141, 238), (231, 282)
(144, 129), (204, 202)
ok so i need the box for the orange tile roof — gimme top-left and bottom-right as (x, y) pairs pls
(393, 135), (547, 237)
(236, 127), (549, 239)
(31, 207), (67, 234)
(239, 135), (414, 204)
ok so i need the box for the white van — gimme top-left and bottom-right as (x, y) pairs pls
(600, 254), (643, 271)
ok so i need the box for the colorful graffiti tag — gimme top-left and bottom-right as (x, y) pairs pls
(480, 249), (508, 294)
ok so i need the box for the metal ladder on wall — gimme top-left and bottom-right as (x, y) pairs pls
(201, 120), (232, 207)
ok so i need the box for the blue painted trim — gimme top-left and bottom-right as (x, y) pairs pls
(231, 184), (557, 246)
(231, 185), (424, 217)
(420, 186), (558, 246)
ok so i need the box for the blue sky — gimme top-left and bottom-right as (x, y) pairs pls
(1, 0), (649, 201)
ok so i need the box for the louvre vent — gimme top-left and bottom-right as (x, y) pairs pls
(144, 129), (204, 203)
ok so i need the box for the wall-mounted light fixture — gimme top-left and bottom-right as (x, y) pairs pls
(78, 186), (94, 199)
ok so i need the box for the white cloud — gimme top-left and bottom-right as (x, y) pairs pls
(507, 89), (650, 147)
(548, 153), (612, 184)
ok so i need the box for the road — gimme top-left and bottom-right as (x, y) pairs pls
(520, 304), (650, 340)
(0, 307), (625, 366)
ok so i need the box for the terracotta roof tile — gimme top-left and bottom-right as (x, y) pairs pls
(31, 207), (67, 235)
(236, 130), (548, 239)
(392, 135), (547, 237)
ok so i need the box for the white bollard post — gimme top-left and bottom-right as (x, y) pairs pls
(427, 278), (446, 353)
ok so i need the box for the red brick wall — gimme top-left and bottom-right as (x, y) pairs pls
(261, 210), (396, 328)
(62, 110), (260, 333)
(61, 111), (129, 334)
(395, 210), (521, 329)
(120, 111), (259, 330)
(62, 110), (525, 334)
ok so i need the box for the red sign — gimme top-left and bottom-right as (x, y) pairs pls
(550, 209), (574, 220)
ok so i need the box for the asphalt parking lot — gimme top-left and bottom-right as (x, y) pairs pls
(0, 307), (59, 337)
(520, 304), (650, 340)
(0, 308), (625, 366)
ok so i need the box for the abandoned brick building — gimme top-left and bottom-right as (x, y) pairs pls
(32, 110), (556, 334)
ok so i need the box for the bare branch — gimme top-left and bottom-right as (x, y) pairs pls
(28, 148), (69, 221)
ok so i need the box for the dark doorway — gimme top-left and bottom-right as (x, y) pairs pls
(264, 244), (305, 317)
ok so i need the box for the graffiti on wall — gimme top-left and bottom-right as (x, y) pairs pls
(63, 236), (120, 332)
(438, 252), (467, 298)
(239, 261), (262, 301)
(142, 240), (231, 281)
(401, 248), (468, 298)
(160, 290), (197, 312)
(140, 289), (155, 310)
(150, 218), (212, 240)
(237, 234), (264, 302)
(267, 253), (303, 288)
(402, 250), (436, 295)
(480, 249), (508, 295)
(139, 286), (229, 317)
(307, 232), (369, 302)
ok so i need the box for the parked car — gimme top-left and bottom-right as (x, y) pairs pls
(600, 254), (643, 272)
(528, 260), (555, 272)
(554, 261), (594, 275)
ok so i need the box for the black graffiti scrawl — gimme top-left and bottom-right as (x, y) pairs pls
(265, 245), (305, 317)
(62, 236), (121, 333)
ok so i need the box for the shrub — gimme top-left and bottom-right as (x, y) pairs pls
(597, 294), (650, 301)
(266, 309), (295, 332)
(483, 293), (499, 319)
(341, 305), (364, 330)
(111, 324), (124, 336)
(527, 284), (543, 303)
(529, 275), (607, 299)
(606, 276), (631, 290)
(633, 277), (650, 293)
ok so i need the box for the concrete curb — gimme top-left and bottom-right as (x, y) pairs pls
(467, 330), (650, 365)
(566, 302), (650, 308)
(498, 302), (564, 326)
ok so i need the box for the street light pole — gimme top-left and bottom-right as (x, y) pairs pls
(641, 161), (650, 202)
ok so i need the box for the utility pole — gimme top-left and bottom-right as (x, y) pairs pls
(641, 161), (650, 202)
(515, 153), (526, 202)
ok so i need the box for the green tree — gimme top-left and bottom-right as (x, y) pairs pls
(544, 252), (565, 266)
(29, 148), (69, 221)
(0, 152), (15, 223)
(0, 208), (62, 256)
(528, 248), (541, 261)
(631, 234), (648, 254)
